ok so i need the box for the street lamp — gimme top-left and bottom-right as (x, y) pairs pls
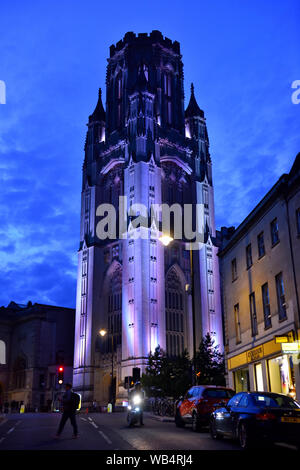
(158, 234), (197, 385)
(99, 328), (115, 410)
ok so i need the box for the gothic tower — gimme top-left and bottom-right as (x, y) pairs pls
(73, 31), (223, 405)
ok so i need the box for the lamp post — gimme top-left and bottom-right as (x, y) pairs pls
(99, 328), (115, 411)
(158, 235), (197, 385)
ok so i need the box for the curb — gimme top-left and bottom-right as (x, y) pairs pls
(145, 413), (174, 423)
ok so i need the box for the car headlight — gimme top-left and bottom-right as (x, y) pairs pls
(128, 405), (132, 410)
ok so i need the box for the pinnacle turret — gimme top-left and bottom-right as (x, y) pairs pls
(89, 88), (106, 123)
(185, 83), (204, 118)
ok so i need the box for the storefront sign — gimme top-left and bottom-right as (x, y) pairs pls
(281, 342), (300, 355)
(247, 345), (263, 363)
(275, 331), (295, 343)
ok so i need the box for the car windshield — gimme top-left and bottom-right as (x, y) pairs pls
(203, 389), (235, 398)
(252, 394), (300, 409)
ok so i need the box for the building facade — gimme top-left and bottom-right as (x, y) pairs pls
(0, 301), (75, 411)
(219, 153), (300, 400)
(73, 31), (224, 406)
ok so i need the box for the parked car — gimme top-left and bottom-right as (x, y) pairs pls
(175, 385), (235, 431)
(210, 391), (300, 449)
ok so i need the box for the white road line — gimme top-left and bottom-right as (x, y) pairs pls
(80, 417), (87, 422)
(275, 442), (297, 451)
(7, 427), (15, 434)
(91, 422), (98, 429)
(98, 430), (112, 445)
(15, 421), (21, 426)
(88, 417), (93, 421)
(0, 437), (5, 444)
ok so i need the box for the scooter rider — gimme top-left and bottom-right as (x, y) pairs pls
(128, 381), (145, 425)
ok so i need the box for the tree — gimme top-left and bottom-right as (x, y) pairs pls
(141, 346), (192, 398)
(194, 333), (225, 385)
(141, 345), (165, 396)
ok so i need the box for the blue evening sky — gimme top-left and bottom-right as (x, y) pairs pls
(0, 0), (299, 308)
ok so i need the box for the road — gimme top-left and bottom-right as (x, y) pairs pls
(0, 411), (240, 451)
(0, 412), (297, 451)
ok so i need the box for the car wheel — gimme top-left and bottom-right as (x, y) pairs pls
(175, 411), (185, 428)
(238, 422), (253, 449)
(210, 419), (223, 440)
(192, 412), (201, 432)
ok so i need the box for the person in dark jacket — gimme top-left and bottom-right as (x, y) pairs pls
(55, 383), (78, 438)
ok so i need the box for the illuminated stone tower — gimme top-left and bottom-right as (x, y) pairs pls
(73, 31), (223, 405)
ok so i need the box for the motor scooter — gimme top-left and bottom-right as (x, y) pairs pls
(127, 394), (143, 427)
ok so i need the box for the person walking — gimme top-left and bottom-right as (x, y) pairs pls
(55, 383), (79, 438)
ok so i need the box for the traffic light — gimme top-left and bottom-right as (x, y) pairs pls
(58, 366), (64, 385)
(124, 376), (133, 389)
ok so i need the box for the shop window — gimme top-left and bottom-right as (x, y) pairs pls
(255, 363), (264, 391)
(234, 368), (250, 392)
(268, 355), (295, 396)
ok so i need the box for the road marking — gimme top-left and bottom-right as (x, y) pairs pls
(0, 419), (7, 427)
(0, 437), (5, 444)
(98, 430), (112, 445)
(91, 422), (98, 429)
(7, 427), (15, 434)
(88, 417), (93, 421)
(80, 417), (87, 422)
(15, 421), (21, 426)
(275, 442), (297, 451)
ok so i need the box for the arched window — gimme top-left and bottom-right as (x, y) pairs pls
(116, 72), (123, 128)
(164, 71), (172, 124)
(165, 268), (185, 357)
(0, 340), (5, 364)
(105, 265), (122, 353)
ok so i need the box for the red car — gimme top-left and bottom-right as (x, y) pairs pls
(175, 385), (235, 431)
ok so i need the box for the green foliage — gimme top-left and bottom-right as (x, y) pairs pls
(141, 335), (225, 398)
(141, 346), (191, 399)
(194, 333), (225, 385)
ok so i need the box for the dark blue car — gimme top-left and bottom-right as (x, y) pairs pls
(210, 391), (300, 449)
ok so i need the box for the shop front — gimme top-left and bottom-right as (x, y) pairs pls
(227, 332), (300, 400)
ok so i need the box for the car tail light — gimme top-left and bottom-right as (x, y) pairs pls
(255, 412), (276, 421)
